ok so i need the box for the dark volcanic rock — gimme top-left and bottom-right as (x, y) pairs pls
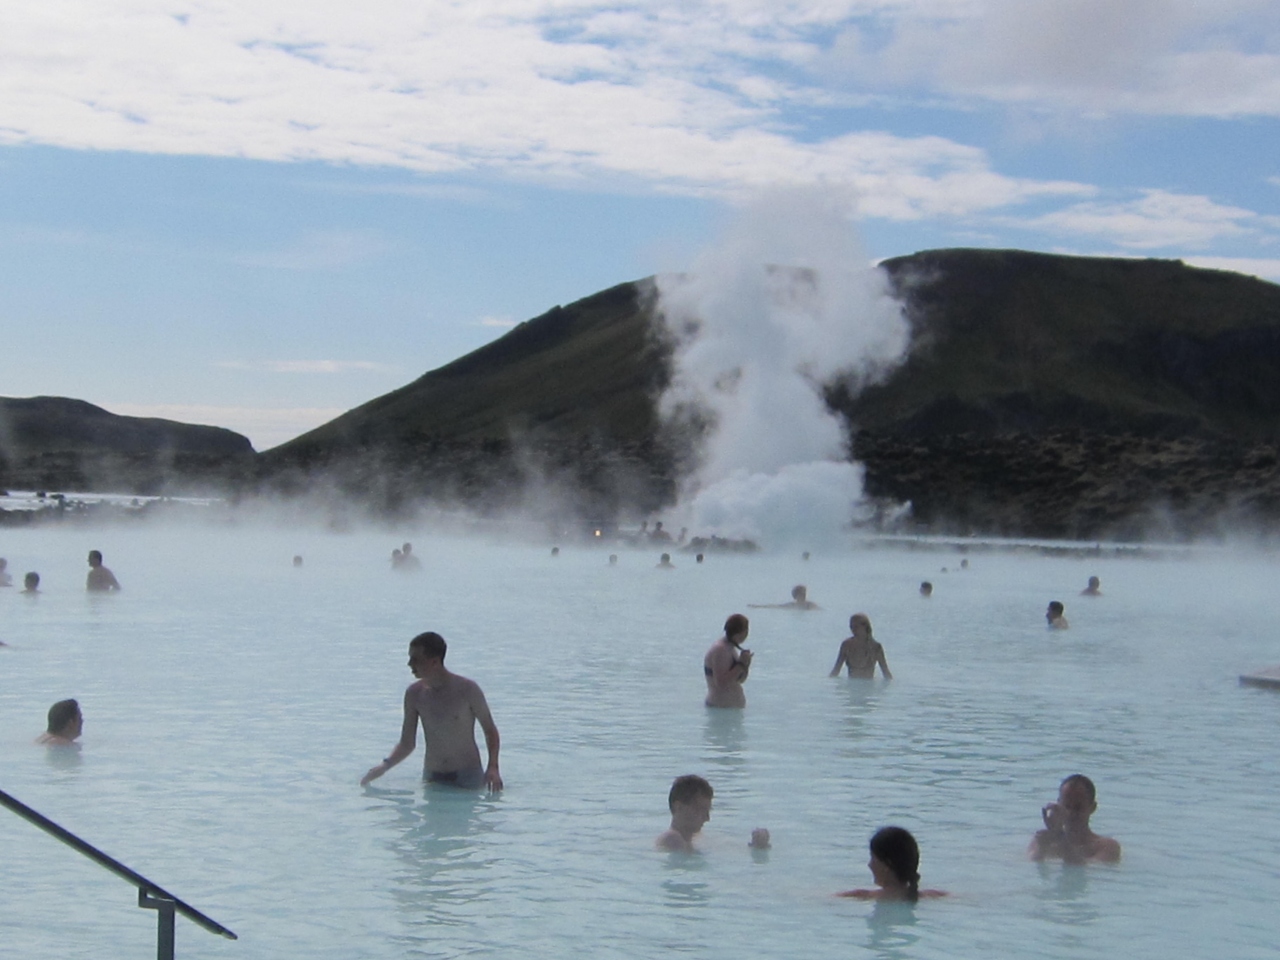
(0, 396), (254, 495)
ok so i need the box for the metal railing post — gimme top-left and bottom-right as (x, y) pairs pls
(139, 889), (177, 960)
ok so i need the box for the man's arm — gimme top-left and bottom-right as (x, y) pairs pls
(360, 687), (418, 785)
(470, 684), (503, 792)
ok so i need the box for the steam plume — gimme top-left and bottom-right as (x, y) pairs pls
(656, 188), (910, 546)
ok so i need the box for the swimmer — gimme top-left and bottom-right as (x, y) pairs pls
(839, 827), (946, 900)
(22, 571), (39, 594)
(36, 699), (83, 747)
(749, 584), (820, 610)
(960, 558), (969, 569)
(293, 555), (303, 568)
(608, 554), (618, 566)
(749, 828), (772, 849)
(657, 552), (675, 569)
(390, 548), (403, 568)
(1081, 576), (1102, 596)
(551, 546), (560, 557)
(361, 631), (503, 791)
(650, 521), (672, 543)
(86, 550), (121, 591)
(919, 581), (933, 597)
(829, 613), (892, 679)
(1046, 601), (1069, 629)
(399, 543), (422, 570)
(704, 613), (752, 708)
(0, 557), (11, 587)
(657, 775), (713, 852)
(696, 553), (704, 564)
(1029, 774), (1121, 864)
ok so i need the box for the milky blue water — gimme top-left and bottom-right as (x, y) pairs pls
(2, 523), (1278, 959)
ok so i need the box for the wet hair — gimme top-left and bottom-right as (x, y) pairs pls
(870, 826), (920, 902)
(88, 550), (103, 565)
(668, 774), (713, 811)
(723, 613), (749, 644)
(920, 581), (933, 595)
(1060, 773), (1096, 803)
(849, 613), (873, 637)
(47, 699), (80, 734)
(1087, 576), (1100, 587)
(1048, 601), (1065, 616)
(660, 553), (670, 562)
(791, 584), (807, 600)
(409, 631), (447, 661)
(696, 553), (704, 563)
(24, 572), (39, 589)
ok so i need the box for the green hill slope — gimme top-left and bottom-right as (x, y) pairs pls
(261, 249), (1280, 537)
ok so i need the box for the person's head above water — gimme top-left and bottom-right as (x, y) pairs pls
(408, 632), (448, 676)
(668, 773), (713, 812)
(791, 585), (807, 602)
(869, 826), (921, 901)
(46, 699), (83, 740)
(87, 550), (103, 567)
(696, 553), (704, 563)
(1047, 601), (1066, 625)
(23, 571), (39, 592)
(608, 554), (618, 565)
(723, 613), (749, 645)
(849, 613), (872, 637)
(920, 581), (933, 597)
(1082, 576), (1101, 595)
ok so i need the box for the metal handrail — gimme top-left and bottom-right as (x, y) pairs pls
(0, 786), (237, 958)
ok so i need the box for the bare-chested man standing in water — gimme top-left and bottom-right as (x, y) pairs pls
(361, 632), (503, 791)
(829, 613), (892, 679)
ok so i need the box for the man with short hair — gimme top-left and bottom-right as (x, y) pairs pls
(657, 775), (714, 852)
(1046, 601), (1069, 629)
(86, 550), (121, 591)
(361, 632), (503, 791)
(37, 699), (83, 746)
(1029, 774), (1121, 863)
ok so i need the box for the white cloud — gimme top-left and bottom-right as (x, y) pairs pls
(0, 1), (1096, 219)
(215, 360), (392, 373)
(102, 402), (346, 449)
(831, 0), (1280, 118)
(1019, 190), (1261, 250)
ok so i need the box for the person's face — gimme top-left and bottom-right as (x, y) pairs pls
(1057, 780), (1096, 825)
(1046, 606), (1056, 623)
(674, 795), (712, 833)
(869, 853), (895, 889)
(407, 647), (442, 678)
(88, 553), (100, 568)
(851, 617), (870, 638)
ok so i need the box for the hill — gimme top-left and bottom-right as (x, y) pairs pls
(0, 396), (255, 497)
(262, 249), (1280, 538)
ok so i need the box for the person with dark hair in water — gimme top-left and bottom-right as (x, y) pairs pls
(656, 774), (714, 852)
(839, 827), (946, 901)
(1046, 601), (1069, 629)
(704, 614), (752, 708)
(1081, 576), (1102, 596)
(22, 571), (40, 594)
(750, 584), (819, 610)
(37, 699), (83, 747)
(86, 550), (121, 591)
(1030, 774), (1121, 863)
(829, 613), (892, 679)
(361, 631), (503, 791)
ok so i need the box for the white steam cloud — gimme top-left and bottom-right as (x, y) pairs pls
(656, 189), (910, 547)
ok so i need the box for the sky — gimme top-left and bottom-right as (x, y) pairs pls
(1, 0), (1278, 451)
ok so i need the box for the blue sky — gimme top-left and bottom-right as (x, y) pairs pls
(1, 0), (1278, 450)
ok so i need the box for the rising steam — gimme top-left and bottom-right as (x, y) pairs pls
(656, 189), (910, 547)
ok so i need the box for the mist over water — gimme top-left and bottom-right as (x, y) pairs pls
(656, 189), (909, 547)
